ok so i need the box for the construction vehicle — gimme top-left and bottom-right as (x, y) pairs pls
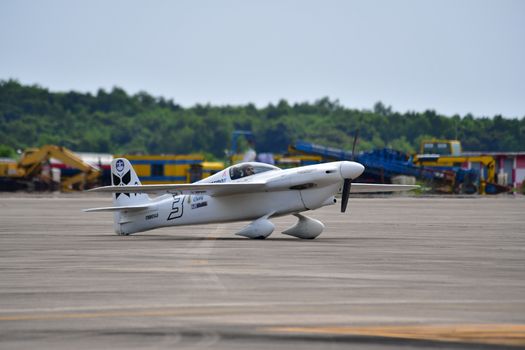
(419, 139), (462, 156)
(412, 139), (508, 194)
(0, 145), (101, 191)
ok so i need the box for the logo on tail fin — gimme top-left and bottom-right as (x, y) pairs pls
(113, 159), (132, 199)
(113, 170), (132, 199)
(111, 158), (149, 209)
(115, 159), (125, 173)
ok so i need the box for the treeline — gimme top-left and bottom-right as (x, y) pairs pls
(0, 79), (524, 159)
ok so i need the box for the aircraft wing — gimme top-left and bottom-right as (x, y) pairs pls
(87, 182), (267, 197)
(83, 203), (155, 212)
(350, 183), (419, 193)
(88, 181), (418, 196)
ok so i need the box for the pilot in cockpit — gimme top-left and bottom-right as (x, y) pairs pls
(230, 164), (255, 179)
(244, 165), (254, 176)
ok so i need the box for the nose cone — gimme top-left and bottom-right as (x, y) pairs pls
(340, 161), (365, 180)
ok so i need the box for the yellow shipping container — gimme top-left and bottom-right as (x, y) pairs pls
(202, 161), (225, 179)
(119, 154), (204, 184)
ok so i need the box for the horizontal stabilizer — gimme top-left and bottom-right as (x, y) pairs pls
(83, 203), (154, 212)
(87, 182), (266, 197)
(351, 183), (419, 193)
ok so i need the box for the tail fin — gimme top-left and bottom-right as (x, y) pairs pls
(111, 158), (150, 206)
(111, 158), (151, 235)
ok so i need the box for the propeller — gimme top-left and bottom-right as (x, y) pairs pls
(341, 130), (359, 213)
(341, 178), (351, 213)
(351, 129), (359, 161)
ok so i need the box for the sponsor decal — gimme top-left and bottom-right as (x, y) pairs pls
(192, 195), (204, 202)
(191, 201), (208, 209)
(145, 213), (158, 220)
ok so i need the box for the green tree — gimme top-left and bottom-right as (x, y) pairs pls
(0, 144), (16, 158)
(1, 80), (523, 158)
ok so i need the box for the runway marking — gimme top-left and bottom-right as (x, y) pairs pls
(265, 324), (525, 347)
(0, 308), (227, 321)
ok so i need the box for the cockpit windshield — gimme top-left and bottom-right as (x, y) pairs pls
(229, 163), (280, 180)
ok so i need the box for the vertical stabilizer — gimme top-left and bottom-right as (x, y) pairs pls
(111, 158), (150, 205)
(111, 158), (151, 234)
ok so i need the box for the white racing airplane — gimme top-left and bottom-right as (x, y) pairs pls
(85, 158), (417, 239)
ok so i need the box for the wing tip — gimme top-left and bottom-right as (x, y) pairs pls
(83, 203), (153, 212)
(351, 183), (421, 193)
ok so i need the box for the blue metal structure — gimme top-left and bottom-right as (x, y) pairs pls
(292, 141), (434, 180)
(292, 141), (479, 191)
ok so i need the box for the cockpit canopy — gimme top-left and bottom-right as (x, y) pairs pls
(229, 163), (280, 180)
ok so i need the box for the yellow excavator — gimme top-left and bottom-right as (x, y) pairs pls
(412, 139), (504, 194)
(0, 145), (101, 192)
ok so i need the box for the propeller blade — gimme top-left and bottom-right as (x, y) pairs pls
(341, 178), (352, 213)
(351, 130), (359, 161)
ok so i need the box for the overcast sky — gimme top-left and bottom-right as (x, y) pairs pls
(1, 0), (524, 118)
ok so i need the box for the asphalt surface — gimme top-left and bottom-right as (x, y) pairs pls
(1, 194), (524, 349)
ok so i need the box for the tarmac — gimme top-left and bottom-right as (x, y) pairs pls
(0, 194), (524, 349)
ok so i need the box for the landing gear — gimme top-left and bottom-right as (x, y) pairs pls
(235, 212), (325, 240)
(235, 213), (275, 239)
(282, 213), (325, 239)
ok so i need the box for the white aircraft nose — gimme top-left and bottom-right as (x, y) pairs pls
(340, 161), (365, 180)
